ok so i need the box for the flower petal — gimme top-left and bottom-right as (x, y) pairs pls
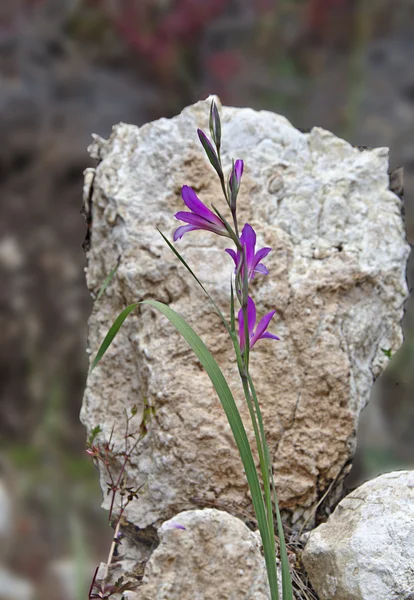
(225, 248), (238, 266)
(173, 224), (199, 241)
(234, 159), (244, 182)
(253, 247), (271, 267)
(181, 186), (222, 225)
(246, 296), (257, 335)
(261, 332), (280, 340)
(240, 224), (256, 272)
(254, 263), (269, 276)
(238, 297), (256, 350)
(250, 309), (276, 348)
(174, 211), (221, 231)
(255, 310), (276, 338)
(237, 306), (245, 349)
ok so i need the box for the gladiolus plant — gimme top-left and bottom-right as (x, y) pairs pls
(91, 100), (293, 600)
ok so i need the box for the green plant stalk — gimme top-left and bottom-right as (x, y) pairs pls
(247, 373), (293, 600)
(241, 246), (250, 370)
(229, 291), (278, 595)
(163, 234), (290, 597)
(241, 368), (277, 566)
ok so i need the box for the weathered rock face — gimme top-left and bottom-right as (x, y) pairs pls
(131, 509), (270, 600)
(81, 97), (408, 533)
(302, 470), (414, 600)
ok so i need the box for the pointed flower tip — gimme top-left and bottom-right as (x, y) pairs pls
(209, 100), (221, 148)
(234, 159), (244, 180)
(229, 159), (244, 211)
(197, 129), (222, 177)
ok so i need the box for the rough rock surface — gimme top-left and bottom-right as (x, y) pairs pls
(81, 97), (409, 533)
(129, 509), (270, 600)
(302, 470), (414, 600)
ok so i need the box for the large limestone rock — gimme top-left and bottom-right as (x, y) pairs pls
(302, 470), (414, 600)
(81, 98), (408, 534)
(132, 509), (270, 600)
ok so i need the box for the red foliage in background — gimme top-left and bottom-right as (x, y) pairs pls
(84, 0), (232, 65)
(206, 51), (242, 84)
(307, 0), (350, 36)
(20, 0), (354, 88)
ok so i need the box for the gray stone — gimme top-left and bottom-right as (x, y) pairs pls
(81, 97), (408, 534)
(0, 567), (33, 600)
(130, 509), (271, 600)
(302, 470), (414, 600)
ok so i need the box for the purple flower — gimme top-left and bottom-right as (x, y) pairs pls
(238, 297), (280, 351)
(173, 186), (230, 241)
(225, 223), (271, 281)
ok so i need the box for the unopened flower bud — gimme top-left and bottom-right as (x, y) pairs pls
(209, 99), (221, 152)
(197, 129), (223, 179)
(229, 159), (244, 211)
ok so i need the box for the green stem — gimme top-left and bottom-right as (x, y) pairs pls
(229, 330), (279, 599)
(247, 373), (293, 600)
(241, 246), (250, 370)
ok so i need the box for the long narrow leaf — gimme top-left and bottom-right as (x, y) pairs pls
(90, 303), (139, 371)
(142, 299), (280, 600)
(96, 261), (120, 301)
(158, 229), (230, 333)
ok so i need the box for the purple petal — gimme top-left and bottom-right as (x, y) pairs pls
(237, 296), (256, 350)
(234, 159), (244, 182)
(261, 332), (280, 340)
(238, 306), (245, 349)
(255, 310), (276, 338)
(253, 247), (271, 267)
(225, 248), (238, 266)
(175, 211), (208, 226)
(173, 224), (199, 241)
(240, 224), (256, 272)
(254, 263), (269, 276)
(246, 296), (257, 334)
(250, 309), (276, 348)
(181, 186), (222, 225)
(174, 211), (222, 231)
(239, 297), (256, 349)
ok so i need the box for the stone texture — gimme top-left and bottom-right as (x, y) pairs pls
(302, 470), (414, 600)
(81, 97), (409, 533)
(129, 509), (270, 600)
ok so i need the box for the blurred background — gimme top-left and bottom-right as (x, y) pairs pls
(0, 0), (413, 598)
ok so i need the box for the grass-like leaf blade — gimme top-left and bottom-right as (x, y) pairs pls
(158, 229), (230, 333)
(96, 261), (120, 301)
(90, 302), (139, 372)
